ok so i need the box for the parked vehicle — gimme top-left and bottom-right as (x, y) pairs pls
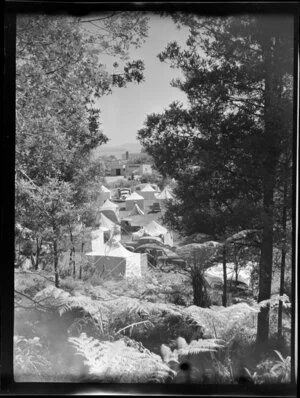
(134, 243), (186, 268)
(149, 202), (161, 213)
(113, 188), (131, 201)
(123, 236), (165, 251)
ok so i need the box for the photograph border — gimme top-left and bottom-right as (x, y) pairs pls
(1, 1), (298, 395)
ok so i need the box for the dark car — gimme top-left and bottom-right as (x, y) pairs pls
(134, 243), (186, 268)
(123, 236), (165, 251)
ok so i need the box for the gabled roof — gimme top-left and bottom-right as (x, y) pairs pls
(125, 192), (144, 201)
(87, 241), (138, 258)
(156, 186), (175, 200)
(100, 185), (111, 193)
(143, 220), (168, 236)
(100, 199), (119, 211)
(130, 203), (145, 216)
(140, 184), (156, 192)
(100, 213), (120, 232)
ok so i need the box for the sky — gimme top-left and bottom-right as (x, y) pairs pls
(95, 14), (190, 148)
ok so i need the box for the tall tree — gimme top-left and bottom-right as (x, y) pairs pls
(137, 14), (293, 344)
(16, 13), (149, 279)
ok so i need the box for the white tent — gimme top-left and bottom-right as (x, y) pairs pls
(205, 262), (252, 287)
(86, 241), (146, 278)
(130, 203), (145, 216)
(100, 213), (121, 242)
(91, 228), (106, 252)
(133, 220), (174, 247)
(125, 192), (144, 211)
(99, 185), (111, 206)
(140, 184), (157, 201)
(156, 186), (175, 201)
(100, 199), (119, 212)
(99, 199), (120, 224)
(134, 183), (160, 193)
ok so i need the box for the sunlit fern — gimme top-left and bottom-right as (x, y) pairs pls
(69, 333), (175, 383)
(161, 336), (225, 363)
(33, 286), (106, 331)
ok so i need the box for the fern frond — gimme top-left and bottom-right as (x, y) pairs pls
(274, 350), (285, 363)
(257, 294), (291, 310)
(178, 338), (225, 357)
(33, 285), (71, 308)
(68, 333), (174, 383)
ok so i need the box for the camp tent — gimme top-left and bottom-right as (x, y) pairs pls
(99, 199), (121, 224)
(99, 185), (111, 206)
(156, 186), (175, 201)
(86, 240), (147, 278)
(100, 199), (119, 212)
(100, 213), (121, 242)
(91, 228), (106, 251)
(130, 203), (145, 216)
(125, 192), (144, 211)
(139, 184), (157, 201)
(134, 183), (160, 193)
(205, 262), (253, 288)
(133, 220), (174, 247)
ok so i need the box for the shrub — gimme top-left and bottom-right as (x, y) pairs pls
(14, 335), (51, 381)
(245, 350), (291, 384)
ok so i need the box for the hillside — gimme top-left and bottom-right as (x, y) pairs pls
(91, 142), (143, 160)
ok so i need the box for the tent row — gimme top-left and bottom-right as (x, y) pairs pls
(98, 183), (176, 210)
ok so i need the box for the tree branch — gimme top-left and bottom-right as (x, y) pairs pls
(80, 13), (117, 23)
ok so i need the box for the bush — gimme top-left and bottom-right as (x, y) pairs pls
(245, 350), (291, 384)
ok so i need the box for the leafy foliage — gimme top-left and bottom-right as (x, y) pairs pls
(161, 336), (229, 383)
(14, 336), (51, 381)
(245, 350), (291, 383)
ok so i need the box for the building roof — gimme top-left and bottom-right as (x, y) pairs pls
(140, 184), (156, 192)
(143, 220), (168, 236)
(130, 203), (145, 216)
(100, 185), (111, 193)
(86, 240), (138, 258)
(100, 199), (119, 211)
(125, 192), (144, 201)
(156, 186), (175, 200)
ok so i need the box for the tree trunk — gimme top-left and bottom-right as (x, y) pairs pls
(256, 184), (274, 344)
(34, 237), (41, 270)
(79, 242), (84, 280)
(69, 228), (76, 279)
(69, 247), (75, 278)
(278, 162), (288, 340)
(53, 239), (59, 288)
(79, 225), (85, 280)
(256, 32), (281, 346)
(222, 245), (227, 307)
(233, 246), (239, 287)
(191, 254), (210, 307)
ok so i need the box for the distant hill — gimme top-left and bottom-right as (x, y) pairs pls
(91, 142), (143, 160)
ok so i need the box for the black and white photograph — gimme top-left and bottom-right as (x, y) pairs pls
(4, 1), (297, 392)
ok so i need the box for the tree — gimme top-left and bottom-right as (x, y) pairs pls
(137, 15), (293, 343)
(15, 13), (149, 280)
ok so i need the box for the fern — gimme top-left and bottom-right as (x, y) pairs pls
(244, 350), (291, 384)
(14, 335), (51, 381)
(257, 294), (291, 310)
(68, 333), (175, 383)
(182, 303), (259, 341)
